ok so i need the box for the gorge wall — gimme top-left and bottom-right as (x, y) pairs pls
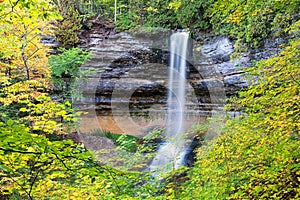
(46, 20), (287, 168)
(70, 20), (285, 135)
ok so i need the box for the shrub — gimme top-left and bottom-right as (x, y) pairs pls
(49, 48), (93, 100)
(54, 7), (82, 48)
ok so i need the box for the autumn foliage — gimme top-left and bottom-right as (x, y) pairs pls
(0, 0), (299, 199)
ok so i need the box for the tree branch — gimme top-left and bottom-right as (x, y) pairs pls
(0, 147), (41, 155)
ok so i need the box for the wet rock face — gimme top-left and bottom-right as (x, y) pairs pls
(197, 35), (284, 96)
(199, 36), (248, 92)
(78, 25), (284, 116)
(40, 35), (58, 48)
(94, 49), (169, 112)
(200, 37), (234, 63)
(78, 19), (115, 48)
(100, 49), (169, 79)
(184, 136), (204, 167)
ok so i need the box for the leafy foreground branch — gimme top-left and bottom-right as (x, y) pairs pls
(0, 120), (148, 199)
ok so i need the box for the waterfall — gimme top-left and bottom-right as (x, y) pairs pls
(149, 30), (190, 173)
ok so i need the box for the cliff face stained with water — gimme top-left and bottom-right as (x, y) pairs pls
(195, 34), (284, 95)
(75, 20), (284, 118)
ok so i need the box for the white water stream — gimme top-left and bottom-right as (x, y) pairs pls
(149, 31), (190, 172)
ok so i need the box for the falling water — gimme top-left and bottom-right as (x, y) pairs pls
(149, 30), (190, 173)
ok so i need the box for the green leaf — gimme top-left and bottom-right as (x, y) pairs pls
(0, 164), (12, 172)
(19, 107), (28, 112)
(6, 119), (13, 126)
